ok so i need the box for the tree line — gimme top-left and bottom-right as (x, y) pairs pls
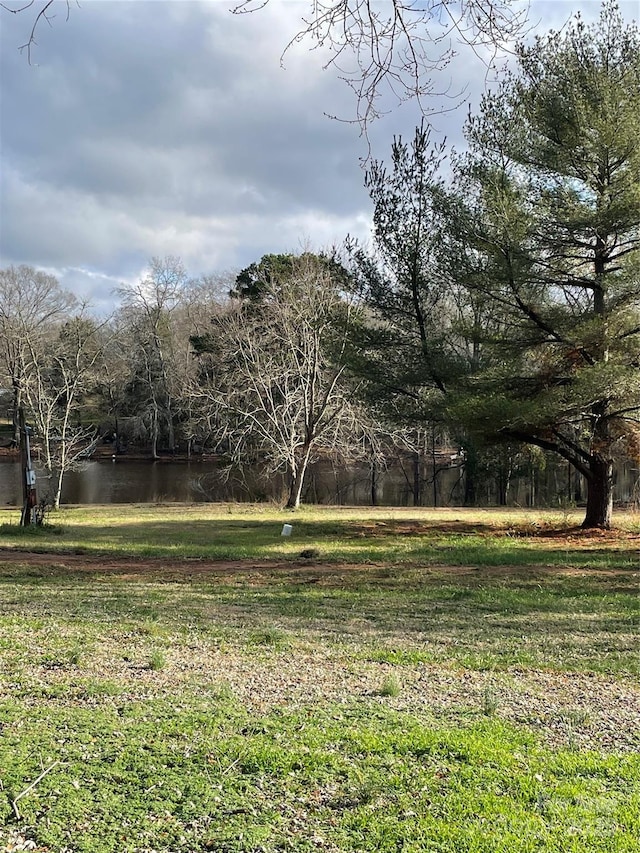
(1, 3), (638, 527)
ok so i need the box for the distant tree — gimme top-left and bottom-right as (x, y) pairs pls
(231, 251), (350, 304)
(117, 257), (187, 458)
(230, 254), (297, 303)
(0, 265), (76, 445)
(171, 272), (235, 456)
(193, 252), (366, 508)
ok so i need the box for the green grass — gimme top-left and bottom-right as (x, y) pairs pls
(1, 560), (637, 676)
(0, 505), (638, 851)
(0, 503), (638, 568)
(2, 700), (638, 853)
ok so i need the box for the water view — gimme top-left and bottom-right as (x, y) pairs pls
(2, 457), (637, 510)
(0, 460), (263, 507)
(0, 458), (447, 508)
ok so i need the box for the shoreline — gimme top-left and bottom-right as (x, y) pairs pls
(0, 446), (221, 463)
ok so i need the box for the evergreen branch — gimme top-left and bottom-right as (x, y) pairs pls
(500, 427), (592, 480)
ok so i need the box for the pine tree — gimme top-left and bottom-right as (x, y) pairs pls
(448, 1), (640, 527)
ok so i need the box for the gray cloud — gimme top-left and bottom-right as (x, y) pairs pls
(1, 0), (637, 309)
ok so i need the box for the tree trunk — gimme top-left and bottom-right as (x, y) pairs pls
(582, 456), (614, 529)
(166, 405), (175, 452)
(286, 468), (305, 509)
(498, 458), (512, 506)
(431, 432), (438, 508)
(151, 407), (159, 460)
(53, 471), (63, 511)
(498, 469), (507, 506)
(370, 456), (378, 507)
(19, 407), (37, 525)
(11, 380), (22, 447)
(462, 441), (477, 506)
(413, 452), (421, 507)
(286, 446), (312, 509)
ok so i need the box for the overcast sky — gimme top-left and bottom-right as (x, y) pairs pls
(1, 0), (638, 313)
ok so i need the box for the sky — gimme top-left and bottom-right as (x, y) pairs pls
(1, 0), (638, 313)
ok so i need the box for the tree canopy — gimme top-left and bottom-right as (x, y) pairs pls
(193, 252), (367, 508)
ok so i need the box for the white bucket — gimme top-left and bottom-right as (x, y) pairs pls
(281, 523), (293, 537)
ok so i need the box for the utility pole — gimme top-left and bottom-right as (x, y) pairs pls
(19, 407), (38, 525)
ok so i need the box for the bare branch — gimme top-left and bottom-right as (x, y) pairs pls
(10, 761), (61, 821)
(233, 0), (531, 130)
(2, 0), (71, 64)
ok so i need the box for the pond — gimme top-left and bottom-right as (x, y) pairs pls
(0, 460), (224, 506)
(0, 458), (454, 507)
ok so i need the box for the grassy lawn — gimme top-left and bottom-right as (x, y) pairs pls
(0, 504), (638, 567)
(0, 505), (638, 852)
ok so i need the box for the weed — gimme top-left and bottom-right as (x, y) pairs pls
(207, 681), (235, 702)
(0, 521), (63, 538)
(148, 649), (167, 671)
(248, 626), (290, 648)
(377, 675), (401, 697)
(482, 684), (500, 716)
(67, 646), (85, 667)
(559, 708), (592, 727)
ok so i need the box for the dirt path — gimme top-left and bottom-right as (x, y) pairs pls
(0, 546), (295, 576)
(0, 545), (637, 582)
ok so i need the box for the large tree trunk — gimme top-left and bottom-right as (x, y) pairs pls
(286, 468), (305, 509)
(582, 456), (614, 529)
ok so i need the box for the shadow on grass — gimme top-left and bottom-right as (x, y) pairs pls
(1, 515), (638, 570)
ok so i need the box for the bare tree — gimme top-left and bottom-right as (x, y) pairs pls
(0, 0), (72, 62)
(21, 311), (108, 509)
(116, 257), (187, 458)
(171, 272), (237, 457)
(0, 265), (77, 446)
(234, 0), (530, 128)
(193, 253), (367, 508)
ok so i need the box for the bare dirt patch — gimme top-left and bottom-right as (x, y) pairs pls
(0, 546), (289, 577)
(351, 517), (640, 545)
